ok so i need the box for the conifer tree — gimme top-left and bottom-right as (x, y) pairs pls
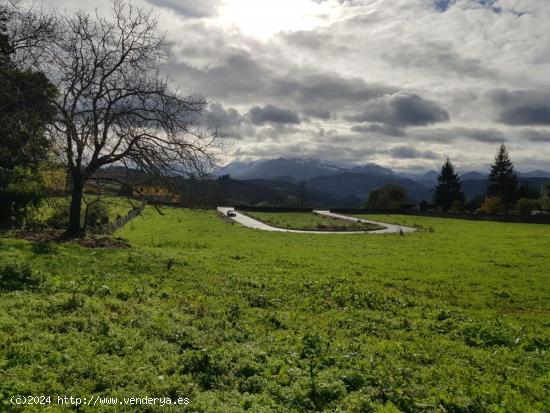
(434, 158), (465, 211)
(487, 143), (518, 209)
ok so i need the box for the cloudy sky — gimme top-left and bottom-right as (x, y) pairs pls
(42, 0), (550, 173)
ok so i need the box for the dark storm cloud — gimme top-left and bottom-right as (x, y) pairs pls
(144, 0), (219, 18)
(410, 127), (508, 144)
(348, 93), (450, 127)
(169, 52), (267, 99)
(488, 89), (550, 126)
(350, 124), (406, 137)
(274, 74), (395, 106)
(303, 109), (332, 120)
(249, 105), (301, 125)
(453, 127), (507, 143)
(520, 129), (550, 142)
(389, 146), (438, 160)
(205, 103), (244, 138)
(171, 52), (396, 114)
(501, 106), (550, 125)
(382, 42), (496, 79)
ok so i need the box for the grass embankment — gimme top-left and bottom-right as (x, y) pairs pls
(241, 211), (385, 232)
(0, 209), (549, 412)
(31, 196), (136, 226)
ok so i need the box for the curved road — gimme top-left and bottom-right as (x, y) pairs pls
(217, 207), (415, 235)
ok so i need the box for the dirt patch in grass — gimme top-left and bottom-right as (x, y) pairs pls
(15, 229), (131, 249)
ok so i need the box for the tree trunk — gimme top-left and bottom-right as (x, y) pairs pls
(67, 175), (84, 237)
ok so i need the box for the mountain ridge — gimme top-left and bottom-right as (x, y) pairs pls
(217, 157), (550, 186)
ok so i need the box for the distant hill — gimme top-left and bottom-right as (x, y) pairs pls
(98, 163), (550, 207)
(461, 179), (488, 199)
(399, 171), (439, 189)
(400, 170), (438, 182)
(462, 177), (550, 199)
(217, 157), (550, 190)
(215, 159), (264, 177)
(215, 178), (348, 207)
(305, 172), (431, 202)
(221, 157), (344, 181)
(460, 171), (486, 181)
(220, 157), (408, 182)
(350, 163), (395, 177)
(518, 170), (550, 178)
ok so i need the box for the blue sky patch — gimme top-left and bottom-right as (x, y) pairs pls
(433, 0), (502, 13)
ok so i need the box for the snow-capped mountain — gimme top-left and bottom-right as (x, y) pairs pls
(216, 158), (550, 190)
(217, 157), (345, 181)
(350, 163), (395, 177)
(215, 159), (264, 177)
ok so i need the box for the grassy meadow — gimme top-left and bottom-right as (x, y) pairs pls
(0, 208), (549, 412)
(241, 211), (385, 232)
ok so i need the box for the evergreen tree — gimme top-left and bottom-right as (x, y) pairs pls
(0, 5), (56, 226)
(487, 143), (518, 208)
(434, 158), (465, 211)
(0, 5), (55, 170)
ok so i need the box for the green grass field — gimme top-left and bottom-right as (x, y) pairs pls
(1, 209), (549, 412)
(241, 211), (385, 232)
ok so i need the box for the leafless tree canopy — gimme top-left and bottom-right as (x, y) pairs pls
(41, 0), (219, 180)
(7, 0), (222, 235)
(2, 0), (56, 66)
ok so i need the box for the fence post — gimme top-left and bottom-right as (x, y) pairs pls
(106, 204), (145, 233)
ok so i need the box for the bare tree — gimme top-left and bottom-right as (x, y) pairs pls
(2, 0), (56, 66)
(22, 0), (220, 236)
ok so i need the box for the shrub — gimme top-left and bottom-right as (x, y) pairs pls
(449, 200), (464, 213)
(515, 198), (541, 215)
(313, 372), (347, 406)
(47, 204), (70, 229)
(84, 201), (110, 231)
(301, 333), (324, 361)
(0, 167), (44, 227)
(31, 241), (59, 255)
(540, 183), (550, 211)
(464, 197), (483, 213)
(47, 200), (111, 231)
(364, 185), (407, 210)
(457, 320), (522, 348)
(180, 349), (229, 390)
(478, 196), (503, 214)
(0, 261), (40, 291)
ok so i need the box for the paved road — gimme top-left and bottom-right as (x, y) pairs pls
(314, 210), (416, 234)
(217, 207), (415, 235)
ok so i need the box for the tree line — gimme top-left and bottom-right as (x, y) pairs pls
(365, 143), (549, 215)
(434, 143), (549, 214)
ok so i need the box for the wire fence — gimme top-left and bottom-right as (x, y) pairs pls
(106, 204), (145, 233)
